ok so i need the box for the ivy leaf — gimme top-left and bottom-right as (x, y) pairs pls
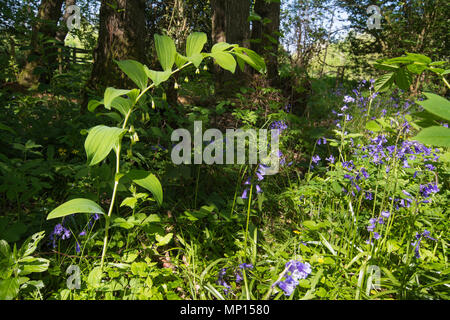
(47, 198), (105, 220)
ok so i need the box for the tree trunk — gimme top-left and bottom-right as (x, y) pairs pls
(211, 0), (251, 93)
(18, 0), (64, 87)
(251, 0), (281, 86)
(82, 0), (146, 112)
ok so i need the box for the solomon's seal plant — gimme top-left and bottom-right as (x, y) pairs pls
(45, 32), (266, 272)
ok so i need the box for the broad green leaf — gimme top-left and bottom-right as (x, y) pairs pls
(374, 72), (394, 92)
(407, 63), (428, 74)
(156, 233), (173, 246)
(47, 198), (104, 220)
(413, 126), (450, 147)
(366, 120), (382, 132)
(127, 170), (163, 205)
(120, 197), (137, 209)
(394, 68), (412, 90)
(87, 266), (103, 288)
(405, 52), (432, 64)
(175, 52), (189, 68)
(85, 125), (127, 166)
(104, 88), (132, 110)
(115, 60), (148, 90)
(417, 93), (450, 121)
(233, 48), (266, 73)
(247, 12), (262, 22)
(154, 34), (176, 71)
(442, 69), (450, 75)
(0, 278), (19, 300)
(144, 67), (172, 87)
(18, 232), (45, 257)
(88, 99), (103, 112)
(373, 63), (399, 72)
(209, 52), (236, 73)
(211, 42), (235, 53)
(19, 257), (50, 275)
(186, 32), (207, 57)
(109, 96), (132, 116)
(186, 53), (204, 68)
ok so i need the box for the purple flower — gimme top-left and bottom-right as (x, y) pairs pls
(241, 188), (249, 199)
(344, 96), (355, 103)
(277, 260), (311, 296)
(312, 155), (321, 164)
(381, 211), (390, 218)
(256, 185), (262, 194)
(365, 192), (373, 200)
(239, 263), (254, 270)
(326, 155), (335, 164)
(373, 232), (381, 240)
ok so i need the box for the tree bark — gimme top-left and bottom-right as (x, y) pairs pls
(83, 0), (146, 110)
(251, 0), (281, 86)
(18, 0), (64, 87)
(211, 0), (251, 93)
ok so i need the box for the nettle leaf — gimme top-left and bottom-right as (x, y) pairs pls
(154, 34), (176, 71)
(144, 67), (172, 87)
(115, 60), (148, 90)
(209, 52), (236, 73)
(394, 68), (412, 90)
(104, 88), (132, 110)
(366, 120), (382, 132)
(47, 198), (105, 220)
(374, 72), (394, 92)
(413, 126), (450, 147)
(85, 125), (127, 166)
(127, 170), (163, 205)
(417, 93), (450, 121)
(186, 32), (207, 57)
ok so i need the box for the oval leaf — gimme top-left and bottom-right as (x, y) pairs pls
(85, 125), (127, 166)
(209, 52), (236, 74)
(413, 126), (450, 147)
(186, 32), (207, 57)
(154, 34), (176, 71)
(47, 198), (105, 220)
(127, 170), (163, 205)
(417, 93), (450, 121)
(104, 88), (132, 110)
(115, 60), (148, 90)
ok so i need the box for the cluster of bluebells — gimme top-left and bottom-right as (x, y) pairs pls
(242, 164), (268, 198)
(235, 263), (254, 283)
(411, 230), (437, 259)
(366, 211), (391, 243)
(217, 263), (254, 294)
(269, 120), (288, 133)
(49, 221), (72, 248)
(49, 213), (100, 253)
(276, 260), (312, 296)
